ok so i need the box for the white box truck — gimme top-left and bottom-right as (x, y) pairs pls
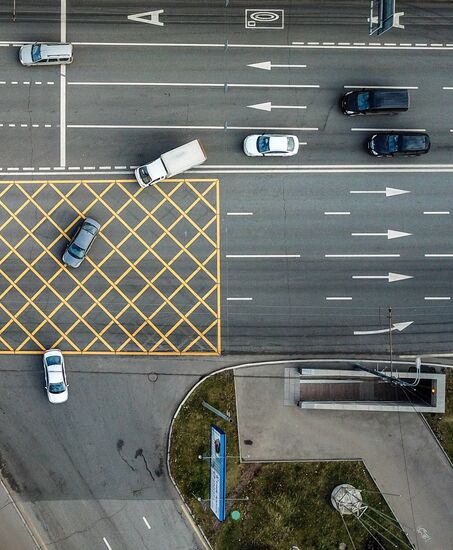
(135, 139), (207, 188)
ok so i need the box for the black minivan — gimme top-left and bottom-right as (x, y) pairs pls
(342, 88), (409, 115)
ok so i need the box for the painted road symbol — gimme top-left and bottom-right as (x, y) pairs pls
(245, 9), (284, 29)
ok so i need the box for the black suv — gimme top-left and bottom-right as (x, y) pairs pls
(368, 133), (431, 157)
(342, 88), (409, 115)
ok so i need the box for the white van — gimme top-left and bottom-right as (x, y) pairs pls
(19, 43), (73, 66)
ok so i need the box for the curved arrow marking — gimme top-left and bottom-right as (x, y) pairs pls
(128, 10), (164, 26)
(354, 321), (413, 336)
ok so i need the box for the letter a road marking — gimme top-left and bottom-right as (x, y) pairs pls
(128, 10), (164, 26)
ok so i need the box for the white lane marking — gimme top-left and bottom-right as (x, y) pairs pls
(354, 321), (413, 336)
(423, 211), (449, 215)
(227, 297), (253, 301)
(344, 85), (418, 89)
(60, 65), (66, 167)
(248, 61), (307, 70)
(103, 538), (112, 550)
(115, 165), (127, 169)
(39, 167), (51, 170)
(351, 229), (411, 240)
(8, 124), (15, 127)
(424, 296), (451, 300)
(384, 43), (397, 46)
(324, 211), (350, 215)
(83, 166), (95, 170)
(326, 254), (400, 258)
(326, 297), (352, 300)
(23, 167), (34, 171)
(425, 254), (453, 257)
(353, 272), (413, 282)
(68, 124), (319, 131)
(248, 102), (307, 111)
(226, 254), (301, 258)
(443, 87), (453, 90)
(99, 166), (111, 169)
(128, 10), (164, 27)
(11, 81), (18, 84)
(227, 212), (254, 216)
(142, 516), (151, 529)
(69, 81), (320, 89)
(7, 167), (19, 171)
(351, 127), (426, 132)
(68, 166), (80, 170)
(350, 187), (409, 197)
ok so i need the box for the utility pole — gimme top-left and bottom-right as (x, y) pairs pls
(388, 307), (393, 378)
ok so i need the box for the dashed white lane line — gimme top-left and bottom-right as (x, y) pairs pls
(227, 297), (253, 301)
(226, 254), (301, 258)
(423, 211), (450, 215)
(142, 516), (151, 530)
(0, 123), (56, 128)
(425, 254), (453, 257)
(326, 254), (400, 258)
(324, 211), (350, 215)
(0, 81), (54, 85)
(424, 296), (451, 300)
(103, 538), (112, 550)
(326, 297), (352, 301)
(227, 212), (254, 216)
(344, 85), (419, 90)
(351, 127), (426, 132)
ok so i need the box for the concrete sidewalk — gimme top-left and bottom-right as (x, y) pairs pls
(235, 364), (453, 550)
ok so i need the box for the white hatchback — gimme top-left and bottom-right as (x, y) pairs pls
(243, 134), (299, 157)
(43, 349), (68, 404)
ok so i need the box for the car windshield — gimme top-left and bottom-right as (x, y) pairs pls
(49, 382), (65, 394)
(139, 166), (151, 185)
(385, 135), (400, 153)
(83, 222), (98, 235)
(31, 44), (42, 62)
(287, 137), (295, 151)
(46, 355), (61, 366)
(356, 92), (370, 110)
(257, 136), (270, 153)
(67, 242), (85, 259)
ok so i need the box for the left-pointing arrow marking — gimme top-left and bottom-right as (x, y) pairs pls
(248, 101), (307, 112)
(248, 61), (307, 71)
(128, 9), (164, 26)
(351, 229), (411, 240)
(352, 272), (413, 283)
(354, 321), (413, 336)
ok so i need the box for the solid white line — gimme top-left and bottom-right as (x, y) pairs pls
(60, 66), (66, 167)
(142, 516), (151, 530)
(344, 85), (418, 90)
(103, 538), (112, 550)
(227, 212), (253, 216)
(351, 128), (426, 132)
(227, 297), (253, 301)
(68, 124), (319, 131)
(198, 163), (453, 168)
(443, 87), (453, 90)
(69, 81), (320, 89)
(424, 296), (450, 300)
(423, 211), (450, 215)
(324, 211), (350, 215)
(226, 254), (301, 258)
(326, 297), (352, 301)
(326, 254), (400, 258)
(425, 254), (453, 257)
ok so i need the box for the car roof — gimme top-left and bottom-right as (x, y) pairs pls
(268, 136), (290, 151)
(74, 219), (100, 248)
(368, 89), (409, 108)
(400, 134), (429, 150)
(40, 43), (73, 57)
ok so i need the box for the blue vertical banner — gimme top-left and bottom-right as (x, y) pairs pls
(209, 425), (227, 521)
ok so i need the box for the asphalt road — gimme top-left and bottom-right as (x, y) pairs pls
(1, 2), (453, 549)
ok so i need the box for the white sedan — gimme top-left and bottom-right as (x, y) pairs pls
(243, 134), (299, 157)
(43, 349), (68, 404)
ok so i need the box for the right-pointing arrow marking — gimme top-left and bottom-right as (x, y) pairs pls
(350, 187), (410, 197)
(354, 321), (413, 336)
(351, 229), (412, 240)
(352, 272), (413, 283)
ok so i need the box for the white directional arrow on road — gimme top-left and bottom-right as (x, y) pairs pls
(351, 229), (412, 240)
(352, 272), (413, 283)
(354, 321), (413, 336)
(350, 187), (410, 197)
(248, 101), (307, 112)
(127, 9), (164, 26)
(248, 61), (307, 71)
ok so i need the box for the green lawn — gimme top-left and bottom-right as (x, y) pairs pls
(425, 370), (453, 462)
(170, 372), (410, 550)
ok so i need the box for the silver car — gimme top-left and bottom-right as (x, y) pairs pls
(19, 42), (73, 66)
(43, 349), (68, 404)
(62, 218), (101, 268)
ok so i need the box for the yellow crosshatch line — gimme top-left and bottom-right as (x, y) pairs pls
(0, 179), (221, 355)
